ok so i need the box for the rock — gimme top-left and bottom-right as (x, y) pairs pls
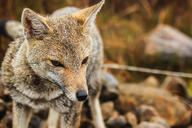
(142, 76), (159, 87)
(102, 71), (119, 89)
(100, 71), (119, 102)
(39, 121), (47, 128)
(138, 24), (192, 72)
(135, 105), (159, 122)
(106, 115), (127, 128)
(111, 110), (119, 118)
(101, 101), (115, 120)
(138, 121), (165, 128)
(161, 76), (188, 97)
(125, 112), (138, 128)
(116, 91), (138, 113)
(116, 84), (191, 126)
(145, 25), (192, 59)
(150, 117), (170, 128)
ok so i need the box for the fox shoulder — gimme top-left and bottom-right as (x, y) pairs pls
(1, 37), (25, 86)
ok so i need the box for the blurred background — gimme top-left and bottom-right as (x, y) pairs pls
(1, 0), (192, 82)
(0, 0), (192, 128)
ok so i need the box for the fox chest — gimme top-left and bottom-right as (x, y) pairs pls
(9, 75), (76, 111)
(12, 74), (63, 101)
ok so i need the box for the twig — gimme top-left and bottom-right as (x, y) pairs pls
(103, 64), (192, 78)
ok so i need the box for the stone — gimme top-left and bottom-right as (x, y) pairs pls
(141, 24), (192, 72)
(142, 76), (159, 87)
(106, 115), (127, 128)
(111, 110), (119, 118)
(161, 76), (188, 97)
(116, 84), (190, 126)
(150, 116), (170, 128)
(135, 105), (159, 122)
(145, 25), (192, 59)
(138, 121), (165, 128)
(101, 101), (115, 120)
(100, 71), (119, 102)
(125, 112), (138, 128)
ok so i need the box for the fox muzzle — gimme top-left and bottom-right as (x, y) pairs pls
(76, 89), (88, 101)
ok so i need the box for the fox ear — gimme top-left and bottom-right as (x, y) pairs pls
(72, 0), (105, 31)
(21, 8), (51, 40)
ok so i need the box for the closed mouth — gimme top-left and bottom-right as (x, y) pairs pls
(49, 79), (76, 101)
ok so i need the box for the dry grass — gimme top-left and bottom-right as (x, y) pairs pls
(0, 0), (192, 82)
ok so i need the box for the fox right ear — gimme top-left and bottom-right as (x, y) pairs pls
(21, 8), (51, 40)
(72, 0), (105, 32)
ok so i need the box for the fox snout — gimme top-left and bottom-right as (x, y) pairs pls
(64, 84), (88, 102)
(76, 89), (88, 101)
(47, 69), (88, 102)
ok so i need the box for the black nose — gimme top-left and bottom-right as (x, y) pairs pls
(76, 90), (88, 101)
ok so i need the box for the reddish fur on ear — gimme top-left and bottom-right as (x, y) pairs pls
(21, 8), (51, 40)
(72, 0), (105, 32)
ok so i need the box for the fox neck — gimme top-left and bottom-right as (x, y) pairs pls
(12, 39), (29, 71)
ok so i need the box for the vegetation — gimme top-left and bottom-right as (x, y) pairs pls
(0, 0), (192, 82)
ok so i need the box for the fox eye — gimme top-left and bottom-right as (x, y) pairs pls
(82, 57), (89, 65)
(50, 60), (64, 68)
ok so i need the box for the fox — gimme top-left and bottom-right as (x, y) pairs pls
(0, 0), (106, 128)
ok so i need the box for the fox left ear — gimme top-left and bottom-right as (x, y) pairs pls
(72, 0), (105, 32)
(21, 8), (52, 40)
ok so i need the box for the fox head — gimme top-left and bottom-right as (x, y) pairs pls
(21, 0), (105, 101)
